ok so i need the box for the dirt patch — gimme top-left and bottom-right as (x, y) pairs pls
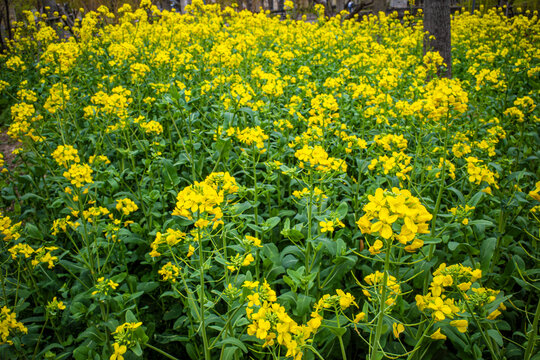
(0, 130), (21, 171)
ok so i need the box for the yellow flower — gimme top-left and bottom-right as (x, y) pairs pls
(450, 319), (468, 333)
(63, 163), (93, 188)
(457, 281), (472, 291)
(320, 220), (335, 233)
(353, 312), (366, 323)
(51, 145), (80, 168)
(369, 239), (384, 255)
(110, 342), (127, 360)
(336, 289), (356, 309)
(116, 198), (138, 216)
(428, 297), (454, 322)
(256, 319), (271, 339)
(430, 328), (447, 340)
(245, 235), (263, 247)
(242, 253), (255, 267)
(46, 296), (66, 313)
(393, 322), (405, 338)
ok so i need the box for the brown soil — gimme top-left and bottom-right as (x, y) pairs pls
(0, 130), (21, 170)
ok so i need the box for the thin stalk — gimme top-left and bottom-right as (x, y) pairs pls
(335, 311), (348, 360)
(198, 226), (210, 360)
(304, 170), (314, 296)
(408, 319), (434, 360)
(145, 343), (181, 360)
(423, 115), (450, 295)
(488, 206), (506, 275)
(371, 240), (392, 360)
(461, 291), (500, 360)
(32, 316), (48, 360)
(524, 300), (540, 360)
(252, 146), (259, 229)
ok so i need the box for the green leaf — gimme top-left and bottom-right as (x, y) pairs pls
(25, 223), (43, 240)
(281, 228), (304, 241)
(283, 275), (297, 293)
(336, 201), (349, 220)
(294, 294), (313, 317)
(487, 329), (503, 347)
(480, 237), (497, 272)
(222, 346), (239, 360)
(468, 191), (484, 207)
(470, 219), (495, 228)
(72, 346), (93, 360)
(231, 201), (252, 214)
(447, 186), (465, 203)
(214, 337), (247, 353)
(325, 325), (346, 337)
(264, 216), (281, 230)
(132, 343), (143, 357)
(125, 309), (138, 323)
(137, 282), (159, 293)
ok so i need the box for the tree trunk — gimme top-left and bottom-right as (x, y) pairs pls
(371, 0), (388, 13)
(336, 0), (345, 13)
(251, 0), (262, 12)
(424, 0), (452, 78)
(3, 0), (11, 40)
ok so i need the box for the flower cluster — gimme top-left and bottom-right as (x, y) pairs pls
(92, 277), (119, 297)
(46, 296), (66, 316)
(8, 243), (59, 268)
(465, 156), (499, 190)
(292, 187), (327, 202)
(85, 86), (132, 120)
(158, 262), (181, 282)
(374, 134), (408, 151)
(0, 212), (21, 242)
(0, 306), (28, 345)
(172, 172), (238, 228)
(294, 145), (347, 173)
(63, 163), (93, 188)
(149, 228), (191, 258)
(245, 280), (322, 360)
(226, 126), (269, 152)
(116, 198), (139, 216)
(112, 321), (143, 347)
(52, 144), (80, 168)
(416, 263), (505, 340)
(356, 188), (432, 253)
(449, 205), (475, 225)
(363, 271), (402, 306)
(422, 78), (469, 122)
(139, 120), (163, 135)
(368, 151), (413, 181)
(7, 101), (44, 142)
(529, 181), (540, 201)
(44, 83), (71, 114)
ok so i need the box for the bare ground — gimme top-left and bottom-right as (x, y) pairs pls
(0, 130), (21, 171)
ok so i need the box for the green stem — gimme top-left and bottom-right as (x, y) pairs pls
(524, 300), (540, 360)
(198, 226), (210, 360)
(145, 343), (181, 360)
(304, 170), (314, 296)
(32, 316), (48, 360)
(488, 206), (506, 276)
(252, 146), (259, 229)
(371, 240), (392, 360)
(461, 291), (500, 360)
(422, 115), (450, 296)
(408, 319), (434, 360)
(336, 310), (348, 360)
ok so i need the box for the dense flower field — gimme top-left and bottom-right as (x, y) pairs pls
(0, 1), (539, 359)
